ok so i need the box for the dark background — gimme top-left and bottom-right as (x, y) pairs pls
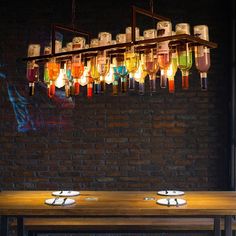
(0, 0), (232, 204)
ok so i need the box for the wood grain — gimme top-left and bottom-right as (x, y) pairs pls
(9, 217), (236, 231)
(0, 191), (236, 216)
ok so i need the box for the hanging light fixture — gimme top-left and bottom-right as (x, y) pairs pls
(23, 3), (217, 98)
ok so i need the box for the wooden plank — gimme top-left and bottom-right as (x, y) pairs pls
(9, 217), (236, 231)
(1, 191), (236, 216)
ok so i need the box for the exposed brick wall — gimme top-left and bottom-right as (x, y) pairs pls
(0, 0), (232, 235)
(0, 0), (231, 191)
(0, 0), (232, 230)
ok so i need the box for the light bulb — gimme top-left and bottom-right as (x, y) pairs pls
(105, 64), (115, 84)
(167, 65), (173, 78)
(134, 64), (142, 82)
(55, 63), (66, 88)
(79, 67), (90, 86)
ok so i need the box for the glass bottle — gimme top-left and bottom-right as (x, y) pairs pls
(124, 46), (139, 91)
(43, 46), (51, 96)
(90, 38), (99, 48)
(143, 49), (159, 95)
(98, 32), (112, 46)
(72, 37), (86, 51)
(134, 54), (147, 95)
(27, 44), (40, 96)
(125, 26), (140, 42)
(90, 57), (101, 94)
(167, 47), (178, 93)
(55, 61), (66, 89)
(113, 54), (128, 95)
(65, 59), (73, 97)
(48, 58), (60, 97)
(143, 29), (159, 95)
(26, 61), (39, 96)
(156, 21), (172, 88)
(71, 55), (84, 95)
(96, 51), (110, 93)
(105, 64), (114, 85)
(84, 59), (93, 98)
(176, 23), (192, 90)
(116, 34), (126, 44)
(194, 25), (211, 91)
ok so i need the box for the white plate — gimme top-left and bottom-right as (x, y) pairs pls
(45, 198), (75, 206)
(157, 198), (186, 206)
(157, 190), (185, 196)
(52, 191), (80, 197)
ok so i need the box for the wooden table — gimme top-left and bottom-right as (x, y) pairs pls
(0, 191), (235, 236)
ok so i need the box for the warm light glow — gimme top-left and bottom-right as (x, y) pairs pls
(25, 6), (215, 96)
(161, 69), (165, 76)
(167, 64), (175, 78)
(79, 67), (90, 86)
(134, 64), (142, 82)
(55, 64), (66, 88)
(105, 64), (115, 84)
(134, 61), (147, 82)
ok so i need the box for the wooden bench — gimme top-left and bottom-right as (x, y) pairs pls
(11, 217), (236, 235)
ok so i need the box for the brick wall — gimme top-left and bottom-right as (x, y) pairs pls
(0, 0), (231, 206)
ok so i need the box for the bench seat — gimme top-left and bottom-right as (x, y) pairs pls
(11, 217), (236, 232)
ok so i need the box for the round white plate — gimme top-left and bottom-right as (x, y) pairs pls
(157, 198), (186, 206)
(157, 190), (185, 196)
(52, 191), (80, 197)
(45, 198), (75, 206)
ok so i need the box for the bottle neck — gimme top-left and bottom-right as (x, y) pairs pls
(200, 72), (207, 78)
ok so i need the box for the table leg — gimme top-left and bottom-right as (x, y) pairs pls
(225, 216), (232, 236)
(17, 216), (24, 236)
(214, 217), (221, 236)
(0, 216), (8, 236)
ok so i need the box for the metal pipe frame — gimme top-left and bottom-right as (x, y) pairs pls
(51, 24), (91, 55)
(131, 5), (170, 43)
(22, 6), (217, 63)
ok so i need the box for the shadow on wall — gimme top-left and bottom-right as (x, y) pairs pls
(1, 72), (75, 133)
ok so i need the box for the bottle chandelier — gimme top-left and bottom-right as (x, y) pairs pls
(23, 5), (217, 98)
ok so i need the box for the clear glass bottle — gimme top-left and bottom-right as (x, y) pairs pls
(134, 54), (147, 95)
(98, 32), (112, 46)
(176, 23), (192, 90)
(156, 21), (172, 88)
(143, 29), (158, 95)
(125, 26), (140, 42)
(96, 51), (110, 93)
(144, 52), (158, 94)
(194, 25), (211, 91)
(124, 46), (139, 91)
(55, 61), (66, 89)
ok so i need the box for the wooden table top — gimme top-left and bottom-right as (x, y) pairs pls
(0, 191), (236, 216)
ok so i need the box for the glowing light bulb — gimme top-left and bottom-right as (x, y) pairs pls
(105, 64), (115, 84)
(134, 64), (142, 82)
(134, 55), (147, 95)
(79, 67), (90, 86)
(55, 63), (66, 88)
(167, 47), (178, 93)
